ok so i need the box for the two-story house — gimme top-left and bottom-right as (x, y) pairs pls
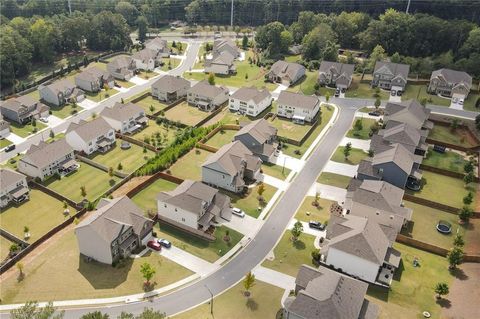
(0, 96), (50, 124)
(18, 139), (78, 180)
(233, 119), (278, 162)
(202, 141), (262, 193)
(371, 61), (410, 93)
(132, 48), (160, 71)
(100, 102), (148, 134)
(204, 51), (236, 75)
(75, 67), (115, 93)
(212, 38), (240, 59)
(151, 75), (191, 103)
(75, 196), (153, 265)
(266, 61), (306, 87)
(0, 168), (29, 208)
(39, 79), (85, 106)
(145, 37), (171, 57)
(428, 68), (472, 103)
(384, 100), (433, 131)
(229, 86), (272, 117)
(0, 116), (10, 139)
(318, 61), (355, 90)
(65, 118), (116, 155)
(187, 80), (229, 111)
(276, 91), (320, 124)
(157, 180), (232, 236)
(107, 56), (137, 80)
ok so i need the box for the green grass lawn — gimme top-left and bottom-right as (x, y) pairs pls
(281, 105), (335, 159)
(295, 196), (333, 223)
(422, 147), (468, 173)
(286, 71), (324, 96)
(268, 116), (312, 142)
(0, 189), (75, 242)
(116, 79), (135, 88)
(331, 146), (368, 165)
(45, 163), (121, 202)
(1, 154), (22, 170)
(407, 171), (477, 208)
(345, 75), (390, 100)
(402, 201), (466, 250)
(366, 243), (453, 319)
(132, 178), (179, 214)
(49, 103), (82, 119)
(165, 101), (211, 127)
(90, 143), (154, 174)
(223, 183), (277, 218)
(84, 87), (119, 102)
(133, 95), (169, 114)
(0, 229), (193, 304)
(132, 120), (180, 148)
(0, 138), (13, 148)
(261, 162), (291, 180)
(346, 117), (379, 140)
(262, 231), (316, 276)
(154, 223), (243, 263)
(137, 70), (160, 80)
(174, 279), (284, 319)
(104, 54), (131, 63)
(0, 236), (14, 261)
(205, 129), (238, 149)
(9, 121), (47, 138)
(402, 84), (450, 107)
(317, 172), (352, 189)
(168, 149), (213, 181)
(428, 125), (477, 148)
(463, 92), (480, 112)
(160, 57), (181, 71)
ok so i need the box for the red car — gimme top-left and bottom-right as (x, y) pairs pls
(147, 240), (161, 251)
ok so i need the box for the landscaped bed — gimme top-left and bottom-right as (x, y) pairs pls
(90, 143), (154, 174)
(223, 183), (277, 218)
(204, 129), (238, 149)
(330, 146), (368, 165)
(317, 172), (352, 189)
(295, 196), (333, 223)
(261, 162), (291, 180)
(154, 224), (243, 263)
(164, 101), (212, 127)
(346, 117), (379, 140)
(168, 148), (213, 181)
(0, 229), (193, 304)
(0, 189), (76, 242)
(422, 147), (469, 173)
(428, 125), (478, 148)
(132, 178), (179, 213)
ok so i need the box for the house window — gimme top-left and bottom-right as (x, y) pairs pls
(181, 218), (185, 222)
(175, 208), (177, 212)
(164, 204), (167, 208)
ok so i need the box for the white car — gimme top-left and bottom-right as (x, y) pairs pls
(232, 207), (245, 218)
(39, 117), (48, 123)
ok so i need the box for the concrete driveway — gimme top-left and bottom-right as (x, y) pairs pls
(309, 183), (347, 204)
(221, 214), (261, 236)
(341, 137), (371, 151)
(77, 99), (98, 110)
(153, 244), (219, 276)
(323, 161), (358, 177)
(259, 174), (289, 191)
(272, 153), (305, 172)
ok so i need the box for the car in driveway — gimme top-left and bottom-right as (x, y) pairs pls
(308, 220), (326, 231)
(368, 110), (381, 116)
(157, 238), (172, 248)
(232, 207), (246, 218)
(147, 240), (162, 251)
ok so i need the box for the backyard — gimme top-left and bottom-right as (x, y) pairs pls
(132, 120), (180, 147)
(204, 128), (238, 149)
(261, 162), (291, 180)
(9, 121), (47, 138)
(132, 178), (179, 213)
(223, 183), (277, 218)
(90, 143), (155, 174)
(168, 148), (213, 181)
(317, 172), (352, 189)
(286, 71), (326, 96)
(295, 196), (333, 223)
(131, 95), (169, 114)
(0, 229), (193, 304)
(346, 117), (379, 140)
(268, 116), (312, 142)
(428, 125), (478, 148)
(0, 236), (14, 262)
(422, 147), (469, 173)
(164, 101), (211, 127)
(331, 146), (368, 165)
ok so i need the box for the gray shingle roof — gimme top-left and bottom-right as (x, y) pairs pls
(372, 143), (415, 174)
(269, 60), (305, 81)
(319, 61), (355, 82)
(202, 141), (261, 176)
(75, 66), (112, 83)
(374, 61), (410, 81)
(380, 120), (422, 147)
(385, 100), (431, 128)
(230, 87), (271, 104)
(100, 102), (144, 122)
(235, 119), (276, 145)
(0, 168), (26, 190)
(431, 68), (472, 88)
(66, 117), (113, 142)
(41, 79), (76, 95)
(152, 75), (191, 93)
(0, 95), (37, 112)
(213, 38), (239, 56)
(21, 139), (73, 169)
(145, 37), (168, 52)
(277, 91), (319, 111)
(188, 80), (229, 99)
(132, 48), (158, 62)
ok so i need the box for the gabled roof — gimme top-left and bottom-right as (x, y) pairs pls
(385, 100), (431, 128)
(209, 51), (235, 66)
(21, 139), (73, 169)
(230, 87), (271, 104)
(75, 66), (112, 83)
(0, 95), (38, 112)
(41, 79), (76, 95)
(202, 141), (261, 176)
(319, 61), (354, 80)
(277, 91), (319, 111)
(372, 143), (415, 174)
(374, 61), (410, 81)
(288, 265), (371, 319)
(380, 120), (422, 147)
(431, 68), (472, 89)
(66, 117), (113, 142)
(235, 119), (276, 145)
(145, 37), (168, 52)
(0, 168), (26, 190)
(132, 48), (158, 62)
(100, 102), (144, 122)
(213, 38), (239, 56)
(269, 61), (305, 81)
(108, 56), (135, 70)
(152, 75), (191, 93)
(188, 80), (229, 99)
(76, 196), (151, 243)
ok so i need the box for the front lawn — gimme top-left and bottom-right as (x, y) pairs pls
(84, 87), (119, 102)
(366, 243), (453, 319)
(261, 162), (291, 180)
(262, 231), (316, 277)
(463, 92), (480, 112)
(159, 57), (180, 71)
(223, 183), (277, 218)
(428, 125), (477, 148)
(49, 103), (82, 119)
(422, 147), (468, 173)
(90, 143), (154, 174)
(402, 84), (450, 107)
(168, 148), (213, 181)
(45, 163), (121, 202)
(346, 117), (379, 140)
(268, 116), (312, 142)
(295, 196), (333, 223)
(407, 171), (477, 208)
(154, 223), (243, 263)
(331, 146), (368, 165)
(174, 280), (284, 319)
(317, 172), (352, 189)
(0, 138), (12, 148)
(116, 79), (135, 88)
(0, 189), (75, 242)
(345, 75), (390, 100)
(133, 95), (169, 114)
(0, 229), (193, 304)
(9, 121), (47, 138)
(204, 129), (238, 149)
(164, 101), (211, 127)
(286, 70), (327, 96)
(137, 70), (160, 80)
(132, 178), (179, 213)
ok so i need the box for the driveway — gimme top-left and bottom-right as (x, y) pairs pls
(272, 153), (305, 172)
(252, 266), (295, 290)
(221, 214), (261, 237)
(259, 174), (289, 191)
(47, 115), (64, 128)
(323, 160), (358, 177)
(129, 76), (149, 85)
(77, 99), (98, 110)
(154, 244), (219, 276)
(287, 219), (326, 238)
(310, 183), (347, 204)
(4, 132), (25, 144)
(341, 137), (371, 151)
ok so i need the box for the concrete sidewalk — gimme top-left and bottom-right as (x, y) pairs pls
(323, 160), (358, 177)
(341, 137), (371, 152)
(271, 153), (305, 172)
(252, 266), (296, 290)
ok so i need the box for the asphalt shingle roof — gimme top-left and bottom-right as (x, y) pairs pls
(21, 139), (73, 169)
(277, 91), (319, 111)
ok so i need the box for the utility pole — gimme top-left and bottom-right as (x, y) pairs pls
(68, 0), (72, 15)
(230, 0), (234, 27)
(406, 0), (411, 14)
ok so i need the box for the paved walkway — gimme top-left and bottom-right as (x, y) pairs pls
(272, 153), (304, 172)
(323, 160), (358, 177)
(341, 137), (371, 151)
(308, 183), (347, 203)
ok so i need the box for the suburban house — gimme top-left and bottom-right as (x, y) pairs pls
(18, 139), (78, 181)
(157, 180), (232, 236)
(371, 120), (429, 156)
(345, 179), (413, 234)
(65, 117), (116, 155)
(384, 100), (433, 131)
(0, 116), (10, 139)
(320, 214), (401, 286)
(266, 61), (306, 87)
(202, 141), (262, 193)
(357, 143), (422, 189)
(428, 68), (472, 102)
(212, 38), (240, 59)
(187, 80), (229, 111)
(233, 119), (278, 162)
(0, 96), (49, 125)
(0, 168), (29, 208)
(107, 56), (137, 80)
(75, 196), (153, 265)
(39, 79), (85, 106)
(276, 91), (320, 124)
(151, 75), (191, 103)
(228, 86), (272, 117)
(283, 265), (378, 319)
(145, 37), (171, 57)
(75, 67), (115, 93)
(100, 102), (148, 134)
(318, 61), (355, 90)
(371, 61), (410, 92)
(204, 51), (236, 75)
(132, 48), (160, 71)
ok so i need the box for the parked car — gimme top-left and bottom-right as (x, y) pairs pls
(391, 90), (396, 96)
(5, 145), (16, 152)
(39, 117), (48, 123)
(334, 88), (340, 97)
(368, 111), (381, 116)
(232, 207), (246, 218)
(147, 240), (161, 251)
(309, 221), (326, 231)
(157, 238), (172, 248)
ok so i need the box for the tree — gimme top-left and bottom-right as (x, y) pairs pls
(10, 301), (64, 319)
(302, 24), (337, 61)
(459, 206), (473, 223)
(291, 221), (303, 241)
(108, 166), (114, 179)
(374, 98), (381, 109)
(80, 311), (109, 319)
(354, 118), (363, 131)
(343, 142), (352, 160)
(447, 246), (464, 269)
(16, 262), (24, 277)
(207, 72), (215, 85)
(149, 105), (155, 114)
(366, 45), (386, 71)
(30, 18), (56, 63)
(390, 52), (402, 63)
(434, 282), (449, 299)
(243, 271), (256, 297)
(63, 201), (68, 209)
(118, 308), (166, 319)
(450, 118), (460, 132)
(136, 16), (148, 43)
(463, 161), (474, 174)
(313, 192), (320, 206)
(115, 1), (139, 26)
(463, 192), (473, 205)
(453, 234), (465, 247)
(140, 262), (156, 285)
(463, 172), (475, 186)
(242, 34), (248, 49)
(117, 162), (123, 171)
(325, 91), (331, 102)
(368, 149), (375, 157)
(49, 130), (54, 139)
(257, 183), (265, 196)
(87, 12), (132, 51)
(80, 186), (87, 199)
(10, 243), (19, 254)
